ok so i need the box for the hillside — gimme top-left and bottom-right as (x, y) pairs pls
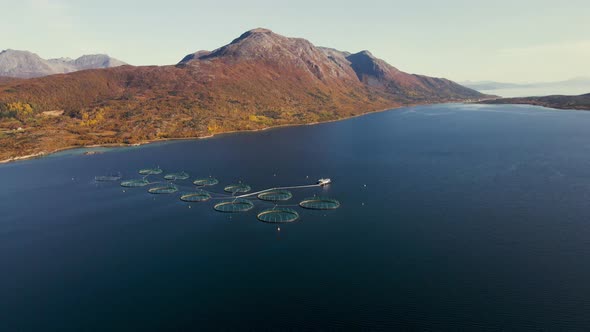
(0, 28), (488, 162)
(481, 93), (590, 110)
(0, 50), (127, 78)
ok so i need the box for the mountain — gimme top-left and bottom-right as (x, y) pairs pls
(344, 50), (482, 101)
(179, 29), (483, 103)
(0, 49), (127, 78)
(460, 80), (522, 90)
(481, 93), (590, 110)
(0, 28), (488, 162)
(63, 54), (127, 70)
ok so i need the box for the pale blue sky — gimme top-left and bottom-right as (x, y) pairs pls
(2, 0), (588, 83)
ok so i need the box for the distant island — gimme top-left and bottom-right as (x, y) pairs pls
(0, 28), (489, 162)
(461, 77), (590, 98)
(462, 77), (590, 91)
(481, 93), (590, 111)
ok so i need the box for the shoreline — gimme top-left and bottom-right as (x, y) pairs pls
(0, 101), (477, 165)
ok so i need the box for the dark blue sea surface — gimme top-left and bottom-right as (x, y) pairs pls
(2, 104), (590, 330)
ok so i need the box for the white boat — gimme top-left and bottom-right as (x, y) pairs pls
(317, 178), (331, 186)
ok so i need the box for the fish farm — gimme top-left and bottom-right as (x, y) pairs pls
(299, 197), (341, 210)
(139, 167), (163, 175)
(148, 184), (178, 194)
(224, 184), (252, 194)
(164, 171), (189, 180)
(95, 174), (122, 182)
(97, 167), (339, 225)
(257, 208), (299, 223)
(180, 190), (212, 202)
(214, 198), (255, 212)
(120, 179), (150, 187)
(193, 177), (219, 186)
(257, 190), (293, 201)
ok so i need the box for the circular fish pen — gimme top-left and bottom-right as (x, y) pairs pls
(299, 197), (341, 210)
(121, 179), (150, 187)
(224, 184), (252, 194)
(148, 184), (178, 194)
(258, 190), (293, 201)
(164, 171), (189, 180)
(213, 198), (254, 213)
(95, 174), (122, 182)
(193, 177), (219, 186)
(139, 167), (163, 175)
(257, 208), (299, 223)
(180, 190), (212, 202)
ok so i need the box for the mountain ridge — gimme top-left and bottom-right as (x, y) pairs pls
(462, 77), (590, 97)
(0, 49), (127, 78)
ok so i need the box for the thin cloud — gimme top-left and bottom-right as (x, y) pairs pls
(499, 40), (590, 57)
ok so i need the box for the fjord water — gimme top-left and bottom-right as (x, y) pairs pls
(3, 104), (590, 330)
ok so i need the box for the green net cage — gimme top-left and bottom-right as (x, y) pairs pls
(121, 179), (150, 187)
(148, 184), (178, 194)
(139, 167), (163, 175)
(95, 174), (122, 182)
(299, 197), (341, 210)
(214, 198), (255, 212)
(257, 190), (293, 201)
(164, 171), (189, 180)
(224, 184), (252, 194)
(180, 190), (212, 202)
(193, 177), (219, 186)
(257, 208), (299, 223)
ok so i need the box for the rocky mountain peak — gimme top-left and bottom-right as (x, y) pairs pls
(178, 28), (360, 82)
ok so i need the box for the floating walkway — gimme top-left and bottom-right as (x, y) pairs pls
(235, 184), (322, 198)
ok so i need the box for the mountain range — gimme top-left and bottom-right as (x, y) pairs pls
(462, 77), (590, 97)
(0, 28), (488, 162)
(0, 49), (126, 78)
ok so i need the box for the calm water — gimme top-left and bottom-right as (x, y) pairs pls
(3, 104), (590, 330)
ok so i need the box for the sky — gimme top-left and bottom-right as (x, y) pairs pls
(1, 0), (589, 83)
